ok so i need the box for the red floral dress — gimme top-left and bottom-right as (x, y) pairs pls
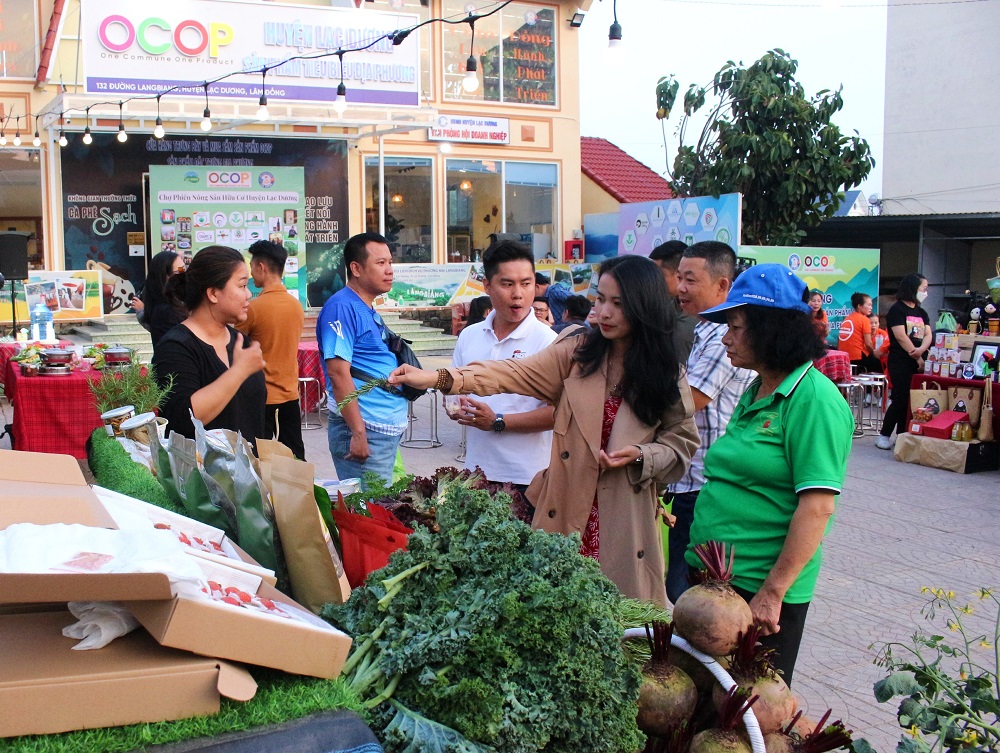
(579, 395), (622, 560)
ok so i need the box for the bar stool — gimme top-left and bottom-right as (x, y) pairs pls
(400, 389), (442, 449)
(854, 373), (887, 431)
(836, 381), (865, 437)
(456, 425), (467, 463)
(298, 376), (324, 430)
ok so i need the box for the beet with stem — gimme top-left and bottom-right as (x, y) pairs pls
(637, 621), (699, 735)
(763, 709), (854, 753)
(689, 685), (758, 753)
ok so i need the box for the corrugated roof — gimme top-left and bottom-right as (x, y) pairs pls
(580, 137), (673, 204)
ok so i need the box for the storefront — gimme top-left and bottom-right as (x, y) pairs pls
(0, 0), (588, 314)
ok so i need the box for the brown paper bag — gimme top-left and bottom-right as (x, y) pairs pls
(979, 384), (994, 442)
(910, 380), (948, 416)
(271, 455), (351, 612)
(947, 384), (983, 430)
(255, 438), (295, 492)
(893, 433), (969, 473)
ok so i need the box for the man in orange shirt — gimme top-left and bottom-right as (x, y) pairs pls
(838, 292), (881, 373)
(238, 240), (306, 458)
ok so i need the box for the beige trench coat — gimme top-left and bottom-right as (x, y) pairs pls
(447, 337), (699, 607)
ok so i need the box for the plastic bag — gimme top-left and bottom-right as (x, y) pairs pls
(168, 432), (237, 537)
(331, 492), (412, 588)
(63, 601), (140, 650)
(233, 435), (290, 594)
(935, 310), (957, 333)
(193, 416), (241, 532)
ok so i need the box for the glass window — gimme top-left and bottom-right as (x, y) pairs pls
(505, 162), (557, 259)
(365, 156), (434, 263)
(446, 159), (502, 263)
(384, 0), (433, 101)
(442, 1), (556, 107)
(0, 0), (37, 78)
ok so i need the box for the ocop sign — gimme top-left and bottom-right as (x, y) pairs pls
(98, 15), (234, 58)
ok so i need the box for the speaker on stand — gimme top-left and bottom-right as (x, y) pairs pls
(0, 232), (31, 337)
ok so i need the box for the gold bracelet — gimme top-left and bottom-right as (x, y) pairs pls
(434, 368), (454, 392)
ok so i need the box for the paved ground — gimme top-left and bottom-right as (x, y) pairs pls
(3, 356), (997, 749)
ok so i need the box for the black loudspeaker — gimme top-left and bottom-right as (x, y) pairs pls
(0, 232), (31, 281)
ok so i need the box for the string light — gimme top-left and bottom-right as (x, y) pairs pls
(13, 117), (22, 146)
(58, 114), (68, 147)
(462, 15), (480, 93)
(154, 96), (165, 139)
(117, 102), (128, 142)
(83, 107), (93, 145)
(256, 69), (269, 121)
(201, 84), (212, 131)
(0, 113), (7, 146)
(608, 0), (623, 51)
(32, 115), (41, 147)
(333, 51), (348, 116)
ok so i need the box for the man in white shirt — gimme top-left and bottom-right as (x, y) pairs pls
(451, 241), (557, 509)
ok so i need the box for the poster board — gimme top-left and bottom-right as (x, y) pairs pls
(0, 270), (104, 324)
(376, 264), (471, 308)
(618, 193), (741, 257)
(740, 246), (880, 346)
(149, 166), (307, 303)
(446, 262), (600, 306)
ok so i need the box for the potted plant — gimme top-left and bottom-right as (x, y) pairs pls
(88, 357), (174, 415)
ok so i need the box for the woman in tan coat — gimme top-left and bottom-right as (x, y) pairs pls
(390, 255), (698, 607)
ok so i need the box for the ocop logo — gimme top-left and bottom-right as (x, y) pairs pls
(98, 15), (234, 58)
(802, 255), (835, 269)
(208, 171), (250, 188)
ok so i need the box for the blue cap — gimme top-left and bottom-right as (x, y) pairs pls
(700, 263), (811, 323)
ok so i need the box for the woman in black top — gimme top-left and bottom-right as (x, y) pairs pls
(152, 246), (266, 445)
(876, 273), (932, 450)
(142, 251), (188, 347)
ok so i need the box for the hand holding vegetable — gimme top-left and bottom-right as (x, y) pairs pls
(387, 364), (439, 391)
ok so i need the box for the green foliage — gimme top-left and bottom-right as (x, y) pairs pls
(323, 485), (644, 753)
(660, 49), (874, 246)
(871, 587), (1000, 752)
(87, 360), (173, 415)
(88, 428), (177, 512)
(0, 670), (362, 753)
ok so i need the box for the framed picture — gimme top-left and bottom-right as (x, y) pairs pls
(970, 341), (1000, 378)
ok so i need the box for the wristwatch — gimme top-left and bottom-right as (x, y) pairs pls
(492, 414), (506, 433)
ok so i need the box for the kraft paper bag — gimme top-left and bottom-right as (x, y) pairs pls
(893, 433), (969, 474)
(947, 384), (983, 430)
(910, 380), (948, 417)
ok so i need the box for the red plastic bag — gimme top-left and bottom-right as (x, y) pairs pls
(331, 493), (413, 588)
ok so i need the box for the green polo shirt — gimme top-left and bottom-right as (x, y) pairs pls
(685, 361), (853, 603)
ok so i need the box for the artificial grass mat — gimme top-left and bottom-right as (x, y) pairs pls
(0, 669), (364, 753)
(1, 431), (361, 752)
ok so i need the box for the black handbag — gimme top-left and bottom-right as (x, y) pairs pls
(384, 327), (426, 402)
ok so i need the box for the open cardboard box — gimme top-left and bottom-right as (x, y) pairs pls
(0, 449), (353, 682)
(0, 610), (255, 738)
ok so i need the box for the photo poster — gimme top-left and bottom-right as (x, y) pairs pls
(740, 246), (880, 346)
(376, 264), (472, 308)
(0, 270), (104, 324)
(149, 166), (307, 305)
(446, 262), (599, 306)
(617, 193), (742, 257)
(583, 212), (620, 263)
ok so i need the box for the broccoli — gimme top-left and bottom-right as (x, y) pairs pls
(323, 485), (644, 753)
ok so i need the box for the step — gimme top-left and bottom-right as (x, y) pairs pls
(409, 337), (458, 354)
(400, 329), (457, 342)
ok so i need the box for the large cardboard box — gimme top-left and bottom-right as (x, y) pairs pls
(0, 610), (255, 738)
(0, 450), (116, 529)
(910, 410), (966, 439)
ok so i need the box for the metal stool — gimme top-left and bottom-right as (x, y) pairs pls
(400, 389), (442, 449)
(456, 425), (467, 463)
(836, 381), (866, 437)
(298, 377), (324, 430)
(854, 374), (887, 431)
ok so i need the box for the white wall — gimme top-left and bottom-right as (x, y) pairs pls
(882, 0), (1000, 215)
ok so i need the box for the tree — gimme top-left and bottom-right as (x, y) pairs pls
(656, 49), (874, 246)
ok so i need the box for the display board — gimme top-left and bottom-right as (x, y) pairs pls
(446, 262), (599, 306)
(740, 246), (880, 346)
(149, 165), (307, 303)
(583, 212), (619, 263)
(0, 270), (104, 324)
(617, 193), (741, 257)
(376, 264), (471, 308)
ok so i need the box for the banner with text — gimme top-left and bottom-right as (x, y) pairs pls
(617, 193), (742, 257)
(82, 0), (419, 106)
(427, 115), (510, 145)
(149, 165), (307, 303)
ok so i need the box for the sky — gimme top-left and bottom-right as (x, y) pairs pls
(577, 0), (888, 198)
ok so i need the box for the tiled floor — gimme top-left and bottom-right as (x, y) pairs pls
(4, 358), (997, 749)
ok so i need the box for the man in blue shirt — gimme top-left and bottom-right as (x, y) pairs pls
(317, 232), (407, 487)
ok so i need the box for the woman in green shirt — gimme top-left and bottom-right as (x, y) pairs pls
(686, 264), (854, 685)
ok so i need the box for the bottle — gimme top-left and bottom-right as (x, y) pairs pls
(30, 303), (52, 342)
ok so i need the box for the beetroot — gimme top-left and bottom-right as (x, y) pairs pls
(673, 541), (753, 656)
(637, 622), (698, 735)
(689, 685), (758, 753)
(763, 710), (854, 753)
(712, 627), (797, 734)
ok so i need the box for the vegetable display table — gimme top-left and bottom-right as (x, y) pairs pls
(908, 374), (999, 439)
(0, 340), (74, 390)
(4, 361), (103, 459)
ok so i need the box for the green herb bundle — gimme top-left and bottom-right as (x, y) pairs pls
(336, 378), (389, 411)
(323, 486), (644, 753)
(87, 360), (173, 415)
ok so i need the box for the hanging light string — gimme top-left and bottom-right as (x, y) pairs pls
(29, 0), (519, 137)
(333, 51), (348, 116)
(257, 68), (270, 121)
(13, 116), (22, 146)
(83, 106), (93, 144)
(608, 0), (622, 48)
(462, 14), (480, 93)
(33, 115), (42, 147)
(0, 112), (9, 145)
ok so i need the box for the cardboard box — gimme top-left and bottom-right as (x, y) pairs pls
(0, 610), (255, 738)
(0, 450), (116, 529)
(911, 410), (966, 439)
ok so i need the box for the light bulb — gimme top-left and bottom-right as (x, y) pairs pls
(33, 132), (41, 147)
(13, 133), (21, 147)
(332, 83), (347, 116)
(117, 124), (128, 143)
(58, 132), (68, 147)
(439, 142), (453, 154)
(607, 21), (623, 55)
(82, 128), (93, 145)
(462, 56), (479, 93)
(153, 118), (164, 139)
(200, 108), (212, 132)
(0, 134), (6, 146)
(256, 95), (269, 121)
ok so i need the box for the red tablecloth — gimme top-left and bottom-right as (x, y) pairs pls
(297, 341), (326, 412)
(4, 362), (104, 459)
(0, 341), (74, 390)
(813, 349), (852, 383)
(909, 374), (1000, 438)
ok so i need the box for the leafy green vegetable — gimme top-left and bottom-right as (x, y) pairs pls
(336, 378), (389, 411)
(323, 485), (644, 753)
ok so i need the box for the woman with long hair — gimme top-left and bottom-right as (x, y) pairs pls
(152, 246), (266, 444)
(808, 290), (829, 344)
(389, 255), (699, 607)
(838, 292), (882, 373)
(142, 251), (188, 347)
(465, 295), (493, 327)
(876, 273), (932, 450)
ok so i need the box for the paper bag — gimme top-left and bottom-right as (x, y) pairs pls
(909, 380), (948, 417)
(893, 433), (969, 474)
(947, 384), (983, 430)
(979, 384), (995, 442)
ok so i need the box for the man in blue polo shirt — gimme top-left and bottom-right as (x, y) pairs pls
(318, 232), (407, 487)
